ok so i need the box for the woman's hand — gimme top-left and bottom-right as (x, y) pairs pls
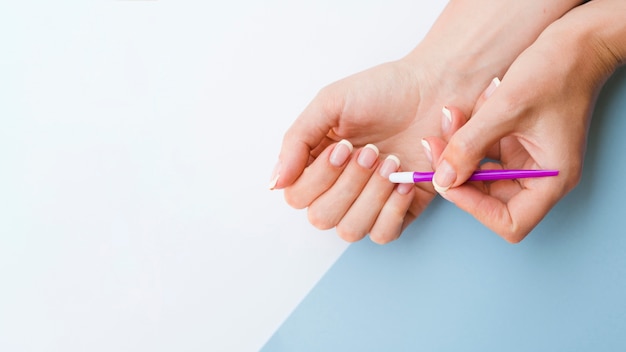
(427, 2), (624, 242)
(270, 0), (584, 243)
(273, 60), (444, 243)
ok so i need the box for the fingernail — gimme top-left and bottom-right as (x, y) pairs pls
(433, 160), (456, 193)
(379, 155), (400, 178)
(397, 183), (413, 195)
(330, 139), (353, 167)
(484, 77), (501, 99)
(441, 106), (452, 134)
(268, 161), (280, 190)
(357, 144), (379, 169)
(421, 139), (432, 164)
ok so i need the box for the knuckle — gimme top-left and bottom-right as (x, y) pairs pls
(449, 136), (476, 156)
(316, 85), (333, 100)
(369, 231), (396, 245)
(564, 161), (584, 191)
(501, 232), (524, 244)
(283, 189), (307, 209)
(369, 221), (403, 245)
(498, 223), (527, 244)
(446, 136), (483, 168)
(307, 207), (336, 231)
(497, 93), (522, 116)
(490, 85), (528, 118)
(336, 224), (366, 243)
(315, 85), (342, 114)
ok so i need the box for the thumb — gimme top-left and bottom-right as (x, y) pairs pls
(432, 92), (514, 193)
(270, 92), (341, 190)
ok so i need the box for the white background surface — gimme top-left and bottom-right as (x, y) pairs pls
(0, 1), (444, 350)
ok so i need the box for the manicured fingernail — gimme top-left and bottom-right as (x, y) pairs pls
(441, 106), (452, 134)
(330, 139), (353, 167)
(268, 161), (280, 190)
(484, 77), (501, 99)
(421, 139), (432, 164)
(433, 160), (456, 193)
(379, 155), (400, 178)
(357, 144), (379, 169)
(397, 183), (413, 195)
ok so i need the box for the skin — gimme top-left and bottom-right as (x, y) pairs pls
(270, 0), (584, 244)
(429, 0), (626, 243)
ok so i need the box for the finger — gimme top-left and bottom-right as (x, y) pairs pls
(429, 108), (501, 166)
(436, 77), (501, 162)
(424, 138), (507, 196)
(309, 136), (336, 161)
(477, 161), (518, 201)
(421, 137), (444, 169)
(335, 154), (402, 242)
(402, 186), (437, 231)
(368, 182), (415, 244)
(472, 77), (500, 115)
(474, 78), (502, 161)
(426, 105), (468, 169)
(470, 76), (504, 161)
(271, 89), (342, 190)
(283, 140), (353, 209)
(442, 172), (564, 243)
(441, 106), (469, 141)
(307, 144), (380, 230)
(432, 84), (515, 193)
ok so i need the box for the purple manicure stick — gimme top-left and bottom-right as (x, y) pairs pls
(389, 169), (559, 183)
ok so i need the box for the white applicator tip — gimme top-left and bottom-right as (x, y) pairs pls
(389, 172), (414, 183)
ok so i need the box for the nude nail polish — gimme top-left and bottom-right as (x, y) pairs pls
(441, 106), (452, 134)
(433, 160), (456, 193)
(330, 140), (353, 167)
(268, 161), (280, 190)
(484, 77), (501, 99)
(397, 183), (413, 195)
(379, 155), (400, 178)
(421, 139), (432, 164)
(357, 144), (379, 169)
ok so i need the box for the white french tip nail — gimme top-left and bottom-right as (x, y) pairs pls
(268, 173), (280, 190)
(338, 139), (354, 152)
(421, 139), (433, 163)
(442, 106), (452, 123)
(421, 139), (431, 152)
(386, 154), (400, 167)
(484, 77), (501, 99)
(432, 179), (450, 194)
(363, 143), (379, 156)
(269, 161), (281, 190)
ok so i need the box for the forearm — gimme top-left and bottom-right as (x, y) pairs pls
(417, 0), (583, 71)
(535, 0), (626, 93)
(403, 0), (584, 111)
(568, 0), (626, 72)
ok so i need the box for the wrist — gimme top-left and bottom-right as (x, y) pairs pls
(539, 3), (624, 90)
(401, 0), (584, 113)
(409, 0), (582, 71)
(399, 49), (496, 116)
(581, 2), (626, 71)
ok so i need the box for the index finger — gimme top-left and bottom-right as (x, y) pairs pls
(273, 89), (343, 190)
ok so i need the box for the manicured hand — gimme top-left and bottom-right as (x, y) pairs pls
(270, 61), (443, 243)
(269, 0), (586, 242)
(426, 6), (622, 242)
